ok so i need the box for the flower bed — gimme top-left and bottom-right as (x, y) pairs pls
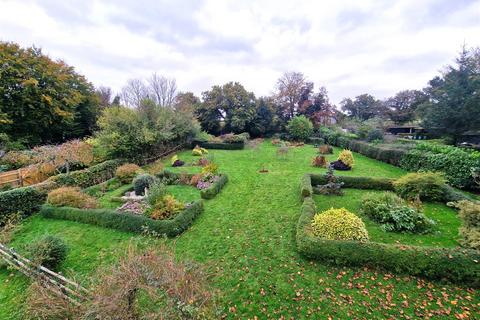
(296, 173), (480, 286)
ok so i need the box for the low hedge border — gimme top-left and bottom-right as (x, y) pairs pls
(296, 173), (480, 286)
(158, 170), (228, 200)
(191, 139), (244, 150)
(40, 200), (204, 237)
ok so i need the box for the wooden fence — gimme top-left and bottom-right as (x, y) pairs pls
(0, 243), (89, 304)
(0, 169), (23, 188)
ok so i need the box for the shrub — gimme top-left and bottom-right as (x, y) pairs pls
(172, 159), (185, 167)
(338, 149), (354, 168)
(145, 182), (166, 206)
(200, 174), (228, 199)
(330, 160), (351, 171)
(192, 145), (208, 156)
(318, 144), (333, 154)
(287, 116), (314, 141)
(361, 192), (435, 233)
(393, 172), (446, 201)
(27, 235), (68, 271)
(47, 187), (98, 209)
(201, 162), (218, 175)
(311, 208), (369, 242)
(366, 128), (384, 142)
(314, 166), (344, 195)
(455, 200), (480, 250)
(190, 174), (202, 187)
(312, 156), (328, 168)
(171, 155), (179, 165)
(0, 187), (46, 224)
(133, 174), (158, 196)
(149, 195), (185, 220)
(145, 161), (164, 175)
(300, 174), (313, 197)
(115, 163), (141, 184)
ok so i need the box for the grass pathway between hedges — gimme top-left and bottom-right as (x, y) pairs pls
(1, 141), (479, 319)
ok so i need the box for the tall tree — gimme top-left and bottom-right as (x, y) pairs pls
(247, 97), (282, 136)
(298, 86), (335, 126)
(383, 90), (427, 124)
(196, 82), (256, 134)
(0, 41), (99, 145)
(275, 71), (306, 120)
(121, 78), (149, 108)
(340, 94), (384, 120)
(174, 91), (200, 115)
(418, 47), (480, 142)
(148, 73), (177, 108)
(96, 86), (113, 109)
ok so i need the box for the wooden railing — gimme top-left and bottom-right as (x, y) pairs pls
(0, 243), (89, 305)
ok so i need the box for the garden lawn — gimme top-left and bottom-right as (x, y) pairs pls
(0, 141), (478, 319)
(313, 189), (461, 247)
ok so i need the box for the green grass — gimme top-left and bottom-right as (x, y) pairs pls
(313, 189), (461, 247)
(1, 141), (479, 319)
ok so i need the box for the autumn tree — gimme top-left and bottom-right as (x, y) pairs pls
(0, 41), (100, 146)
(297, 84), (335, 126)
(275, 71), (307, 120)
(174, 91), (200, 115)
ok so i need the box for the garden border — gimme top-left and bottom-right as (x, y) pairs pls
(296, 173), (480, 287)
(40, 200), (204, 237)
(158, 170), (228, 200)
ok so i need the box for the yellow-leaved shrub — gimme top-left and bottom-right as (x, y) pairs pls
(338, 149), (354, 168)
(115, 163), (141, 184)
(47, 187), (98, 209)
(311, 208), (369, 242)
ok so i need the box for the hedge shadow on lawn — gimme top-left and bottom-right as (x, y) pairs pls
(297, 173), (480, 287)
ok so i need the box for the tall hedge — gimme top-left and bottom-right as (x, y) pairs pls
(52, 159), (122, 188)
(191, 140), (244, 150)
(40, 200), (203, 237)
(0, 187), (46, 223)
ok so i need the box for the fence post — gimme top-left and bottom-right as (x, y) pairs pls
(18, 169), (23, 187)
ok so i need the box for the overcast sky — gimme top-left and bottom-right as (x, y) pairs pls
(1, 0), (479, 104)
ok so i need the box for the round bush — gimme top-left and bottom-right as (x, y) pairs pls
(133, 173), (158, 195)
(115, 163), (141, 184)
(366, 128), (384, 142)
(311, 208), (369, 242)
(393, 172), (446, 201)
(28, 235), (68, 271)
(287, 116), (314, 141)
(47, 187), (98, 209)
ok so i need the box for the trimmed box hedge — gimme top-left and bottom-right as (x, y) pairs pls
(191, 139), (244, 150)
(0, 186), (46, 223)
(51, 159), (122, 188)
(40, 200), (204, 237)
(296, 173), (480, 286)
(158, 170), (228, 200)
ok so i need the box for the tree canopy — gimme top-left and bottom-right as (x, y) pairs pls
(0, 41), (99, 146)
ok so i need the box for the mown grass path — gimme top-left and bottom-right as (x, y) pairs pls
(1, 142), (479, 319)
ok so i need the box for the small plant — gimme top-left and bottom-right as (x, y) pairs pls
(115, 163), (141, 184)
(172, 159), (185, 167)
(311, 208), (369, 242)
(196, 157), (210, 167)
(338, 149), (354, 168)
(393, 172), (446, 201)
(47, 187), (98, 209)
(145, 182), (166, 206)
(201, 162), (218, 175)
(318, 144), (333, 154)
(312, 156), (328, 168)
(361, 192), (435, 233)
(145, 161), (164, 175)
(133, 173), (158, 196)
(315, 166), (344, 195)
(192, 145), (208, 156)
(170, 154), (179, 165)
(27, 235), (68, 271)
(196, 174), (219, 190)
